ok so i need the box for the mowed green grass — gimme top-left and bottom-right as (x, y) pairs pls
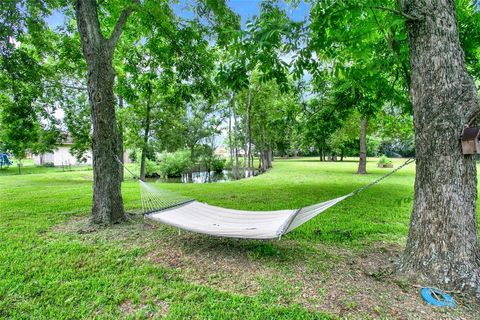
(0, 158), (93, 176)
(0, 158), (476, 319)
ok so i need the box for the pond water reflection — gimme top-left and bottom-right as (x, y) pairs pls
(150, 170), (258, 183)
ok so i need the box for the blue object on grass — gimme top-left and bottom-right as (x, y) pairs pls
(420, 287), (456, 308)
(0, 153), (12, 167)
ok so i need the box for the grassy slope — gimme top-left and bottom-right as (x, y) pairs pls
(0, 158), (478, 319)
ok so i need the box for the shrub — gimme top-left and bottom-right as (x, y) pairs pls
(144, 159), (161, 177)
(158, 150), (192, 177)
(129, 151), (137, 163)
(212, 157), (226, 173)
(378, 155), (392, 166)
(134, 158), (160, 178)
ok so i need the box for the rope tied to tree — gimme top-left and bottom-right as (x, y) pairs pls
(114, 155), (138, 179)
(349, 158), (416, 196)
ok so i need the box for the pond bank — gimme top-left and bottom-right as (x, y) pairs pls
(149, 169), (261, 183)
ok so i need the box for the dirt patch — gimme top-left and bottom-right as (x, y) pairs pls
(119, 297), (169, 318)
(286, 244), (478, 319)
(145, 233), (480, 319)
(119, 300), (136, 315)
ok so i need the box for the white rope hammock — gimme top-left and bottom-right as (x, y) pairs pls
(143, 186), (350, 239)
(133, 158), (415, 240)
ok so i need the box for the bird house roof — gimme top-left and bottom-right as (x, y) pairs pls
(461, 127), (480, 141)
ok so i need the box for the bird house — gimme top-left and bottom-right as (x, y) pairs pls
(461, 127), (480, 154)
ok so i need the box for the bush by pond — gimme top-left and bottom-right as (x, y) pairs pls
(144, 159), (161, 177)
(158, 150), (192, 178)
(212, 157), (226, 173)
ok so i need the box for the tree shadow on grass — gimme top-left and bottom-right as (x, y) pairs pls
(160, 227), (331, 266)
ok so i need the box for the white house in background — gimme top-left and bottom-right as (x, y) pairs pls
(33, 135), (93, 166)
(214, 146), (228, 158)
(33, 134), (132, 166)
(34, 145), (93, 166)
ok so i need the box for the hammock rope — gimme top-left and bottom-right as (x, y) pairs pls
(115, 156), (415, 240)
(349, 158), (415, 196)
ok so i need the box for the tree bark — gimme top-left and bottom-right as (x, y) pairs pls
(400, 0), (480, 295)
(246, 83), (253, 177)
(250, 153), (254, 176)
(267, 144), (272, 168)
(261, 125), (267, 172)
(357, 117), (368, 174)
(233, 99), (240, 179)
(243, 138), (247, 178)
(75, 0), (132, 224)
(140, 93), (152, 182)
(117, 96), (124, 182)
(228, 93), (234, 171)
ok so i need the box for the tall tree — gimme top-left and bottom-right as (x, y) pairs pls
(304, 0), (480, 294)
(0, 0), (58, 173)
(399, 0), (480, 294)
(306, 0), (408, 173)
(218, 0), (300, 176)
(74, 0), (136, 224)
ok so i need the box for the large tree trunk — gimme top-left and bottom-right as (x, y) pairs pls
(140, 93), (152, 182)
(400, 0), (480, 295)
(85, 55), (124, 224)
(357, 117), (367, 174)
(75, 0), (132, 224)
(117, 96), (124, 182)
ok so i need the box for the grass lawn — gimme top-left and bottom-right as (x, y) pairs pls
(1, 158), (479, 319)
(0, 158), (93, 176)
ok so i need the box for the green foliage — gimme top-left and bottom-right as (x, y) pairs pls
(212, 157), (226, 173)
(377, 155), (392, 166)
(456, 0), (480, 80)
(158, 150), (192, 178)
(378, 138), (415, 158)
(140, 158), (160, 178)
(182, 97), (223, 161)
(0, 49), (42, 159)
(217, 0), (300, 92)
(0, 0), (63, 161)
(63, 98), (92, 163)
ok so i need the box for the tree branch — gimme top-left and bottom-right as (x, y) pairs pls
(75, 0), (104, 49)
(45, 84), (87, 91)
(371, 6), (422, 21)
(107, 2), (138, 49)
(370, 8), (411, 91)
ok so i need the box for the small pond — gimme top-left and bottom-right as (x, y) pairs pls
(151, 169), (258, 184)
